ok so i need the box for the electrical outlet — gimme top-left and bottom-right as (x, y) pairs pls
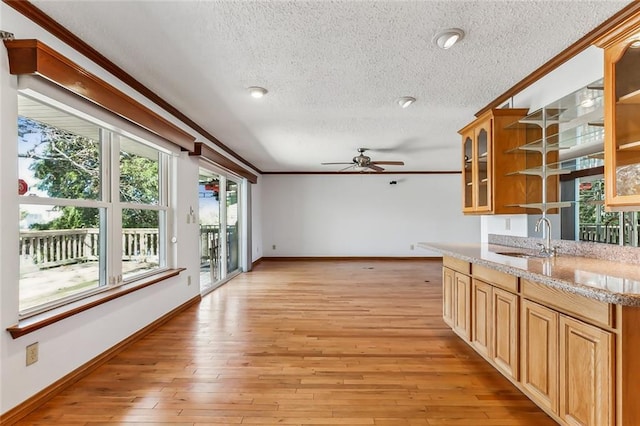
(187, 275), (192, 286)
(26, 342), (38, 366)
(272, 244), (276, 250)
(505, 218), (511, 231)
(410, 244), (415, 250)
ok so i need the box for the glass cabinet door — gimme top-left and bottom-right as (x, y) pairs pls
(604, 29), (640, 208)
(463, 133), (474, 211)
(475, 120), (492, 211)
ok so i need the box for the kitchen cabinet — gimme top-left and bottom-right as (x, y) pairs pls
(472, 279), (519, 380)
(440, 256), (619, 426)
(442, 258), (471, 341)
(521, 299), (559, 415)
(559, 315), (614, 426)
(458, 108), (530, 214)
(492, 287), (519, 380)
(442, 267), (455, 327)
(598, 17), (640, 209)
(452, 271), (471, 341)
(521, 299), (613, 426)
(471, 279), (492, 357)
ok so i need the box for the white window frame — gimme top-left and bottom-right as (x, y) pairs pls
(17, 92), (175, 318)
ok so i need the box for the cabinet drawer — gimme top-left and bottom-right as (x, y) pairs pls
(473, 264), (518, 292)
(522, 280), (613, 328)
(443, 256), (471, 275)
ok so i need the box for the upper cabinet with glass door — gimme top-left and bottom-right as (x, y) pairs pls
(458, 108), (530, 215)
(598, 16), (640, 209)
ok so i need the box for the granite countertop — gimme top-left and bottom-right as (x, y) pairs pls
(419, 242), (640, 307)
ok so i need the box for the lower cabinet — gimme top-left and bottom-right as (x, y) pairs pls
(442, 267), (455, 327)
(443, 266), (471, 341)
(521, 300), (614, 426)
(492, 287), (519, 380)
(472, 279), (519, 380)
(453, 272), (471, 341)
(471, 279), (492, 357)
(521, 299), (559, 414)
(559, 315), (614, 426)
(441, 258), (616, 426)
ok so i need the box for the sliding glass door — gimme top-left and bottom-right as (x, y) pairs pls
(199, 170), (221, 293)
(226, 178), (240, 274)
(198, 168), (243, 294)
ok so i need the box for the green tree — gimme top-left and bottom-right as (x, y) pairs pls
(19, 116), (159, 229)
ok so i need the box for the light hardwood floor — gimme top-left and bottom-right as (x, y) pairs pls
(17, 259), (556, 425)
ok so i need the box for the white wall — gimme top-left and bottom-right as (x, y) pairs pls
(0, 4), (216, 415)
(261, 174), (480, 257)
(480, 215), (529, 243)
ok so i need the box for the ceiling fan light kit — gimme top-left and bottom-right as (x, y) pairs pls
(321, 148), (405, 173)
(433, 28), (465, 50)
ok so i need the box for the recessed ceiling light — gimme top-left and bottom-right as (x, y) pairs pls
(581, 98), (595, 108)
(433, 28), (465, 50)
(398, 96), (416, 108)
(247, 86), (268, 98)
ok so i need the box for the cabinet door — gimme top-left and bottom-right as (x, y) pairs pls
(471, 279), (492, 358)
(492, 287), (518, 380)
(462, 132), (475, 212)
(604, 29), (640, 208)
(442, 267), (455, 327)
(474, 119), (492, 212)
(559, 315), (614, 426)
(521, 299), (558, 414)
(453, 272), (471, 341)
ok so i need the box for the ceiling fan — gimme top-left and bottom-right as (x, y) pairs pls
(321, 148), (405, 172)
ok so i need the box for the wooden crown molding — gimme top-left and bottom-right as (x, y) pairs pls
(4, 38), (196, 152)
(190, 142), (258, 184)
(3, 0), (261, 173)
(261, 170), (461, 175)
(475, 1), (640, 117)
(595, 6), (640, 48)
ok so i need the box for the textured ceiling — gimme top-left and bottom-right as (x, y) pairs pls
(29, 0), (630, 173)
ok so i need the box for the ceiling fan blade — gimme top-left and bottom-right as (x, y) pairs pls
(321, 162), (354, 165)
(371, 161), (404, 166)
(339, 164), (356, 172)
(367, 164), (385, 172)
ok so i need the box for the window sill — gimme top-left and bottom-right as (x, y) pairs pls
(7, 268), (186, 339)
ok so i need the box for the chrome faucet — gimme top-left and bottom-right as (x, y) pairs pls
(535, 216), (555, 257)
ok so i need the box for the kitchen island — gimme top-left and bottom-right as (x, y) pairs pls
(419, 241), (640, 426)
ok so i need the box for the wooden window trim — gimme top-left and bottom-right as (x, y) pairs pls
(6, 268), (186, 339)
(3, 38), (196, 152)
(190, 142), (258, 184)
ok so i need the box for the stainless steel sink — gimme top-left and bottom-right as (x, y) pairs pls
(494, 251), (545, 259)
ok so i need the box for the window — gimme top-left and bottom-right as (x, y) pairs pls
(18, 94), (171, 316)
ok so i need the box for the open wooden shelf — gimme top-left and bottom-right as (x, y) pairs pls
(618, 88), (640, 105)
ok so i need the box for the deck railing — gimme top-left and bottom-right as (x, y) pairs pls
(20, 225), (232, 270)
(20, 228), (160, 270)
(578, 224), (640, 246)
